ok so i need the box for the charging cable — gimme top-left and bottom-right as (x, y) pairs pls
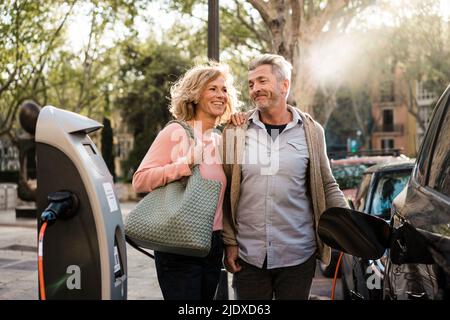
(331, 251), (344, 300)
(37, 191), (79, 300)
(38, 221), (48, 300)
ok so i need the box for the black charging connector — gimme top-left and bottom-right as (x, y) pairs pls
(38, 191), (79, 300)
(40, 191), (79, 222)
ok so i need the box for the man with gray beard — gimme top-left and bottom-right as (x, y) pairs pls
(221, 54), (348, 300)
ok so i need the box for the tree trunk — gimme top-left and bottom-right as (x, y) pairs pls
(291, 40), (317, 116)
(247, 0), (370, 122)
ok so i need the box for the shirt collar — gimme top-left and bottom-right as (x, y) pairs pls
(248, 108), (265, 130)
(248, 105), (302, 130)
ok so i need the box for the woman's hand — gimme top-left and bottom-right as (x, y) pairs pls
(229, 112), (247, 126)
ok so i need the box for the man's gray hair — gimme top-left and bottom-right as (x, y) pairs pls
(248, 54), (293, 82)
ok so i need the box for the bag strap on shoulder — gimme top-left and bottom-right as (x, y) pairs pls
(166, 120), (200, 171)
(166, 120), (195, 140)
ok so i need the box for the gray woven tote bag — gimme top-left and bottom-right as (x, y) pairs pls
(125, 121), (222, 257)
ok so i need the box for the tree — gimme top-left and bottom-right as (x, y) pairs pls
(388, 0), (450, 131)
(323, 85), (373, 154)
(101, 89), (116, 180)
(116, 40), (190, 180)
(163, 0), (269, 109)
(167, 0), (375, 118)
(243, 0), (375, 117)
(0, 0), (76, 138)
(101, 116), (115, 180)
(0, 0), (144, 139)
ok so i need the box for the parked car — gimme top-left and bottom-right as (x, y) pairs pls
(318, 84), (450, 300)
(340, 160), (415, 300)
(382, 85), (450, 300)
(319, 155), (409, 277)
(330, 155), (409, 203)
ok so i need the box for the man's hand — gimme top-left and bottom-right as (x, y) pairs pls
(224, 245), (241, 273)
(229, 112), (247, 126)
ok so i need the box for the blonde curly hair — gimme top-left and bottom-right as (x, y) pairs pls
(169, 61), (238, 124)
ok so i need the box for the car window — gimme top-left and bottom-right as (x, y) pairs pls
(416, 88), (450, 185)
(427, 102), (450, 197)
(370, 171), (412, 217)
(355, 173), (372, 212)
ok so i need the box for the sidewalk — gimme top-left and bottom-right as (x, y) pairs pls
(0, 208), (36, 228)
(0, 202), (338, 300)
(0, 201), (164, 300)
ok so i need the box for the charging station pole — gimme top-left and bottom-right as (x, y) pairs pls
(35, 106), (127, 300)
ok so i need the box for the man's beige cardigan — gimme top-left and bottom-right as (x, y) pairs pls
(220, 108), (348, 266)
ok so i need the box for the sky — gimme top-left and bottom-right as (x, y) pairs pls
(442, 0), (450, 19)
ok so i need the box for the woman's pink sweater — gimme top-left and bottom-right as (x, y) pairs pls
(132, 123), (226, 231)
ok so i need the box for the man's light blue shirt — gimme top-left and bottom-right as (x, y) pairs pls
(236, 106), (316, 269)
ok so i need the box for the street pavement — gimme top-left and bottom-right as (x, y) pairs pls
(0, 202), (342, 300)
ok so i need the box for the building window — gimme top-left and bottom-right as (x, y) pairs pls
(380, 80), (395, 102)
(417, 81), (437, 102)
(419, 105), (432, 129)
(382, 109), (394, 132)
(0, 139), (20, 171)
(381, 138), (394, 150)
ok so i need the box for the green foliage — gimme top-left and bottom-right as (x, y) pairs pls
(332, 164), (371, 190)
(162, 0), (268, 109)
(3, 0), (448, 181)
(322, 86), (372, 151)
(379, 1), (450, 99)
(116, 40), (190, 180)
(0, 0), (70, 134)
(219, 1), (270, 54)
(0, 0), (144, 137)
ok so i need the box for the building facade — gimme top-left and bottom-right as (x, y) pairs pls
(370, 65), (434, 158)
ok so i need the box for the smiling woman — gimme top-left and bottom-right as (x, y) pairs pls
(169, 62), (237, 126)
(195, 76), (229, 121)
(131, 61), (238, 300)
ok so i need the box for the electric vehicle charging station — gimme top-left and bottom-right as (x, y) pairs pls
(35, 106), (127, 300)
